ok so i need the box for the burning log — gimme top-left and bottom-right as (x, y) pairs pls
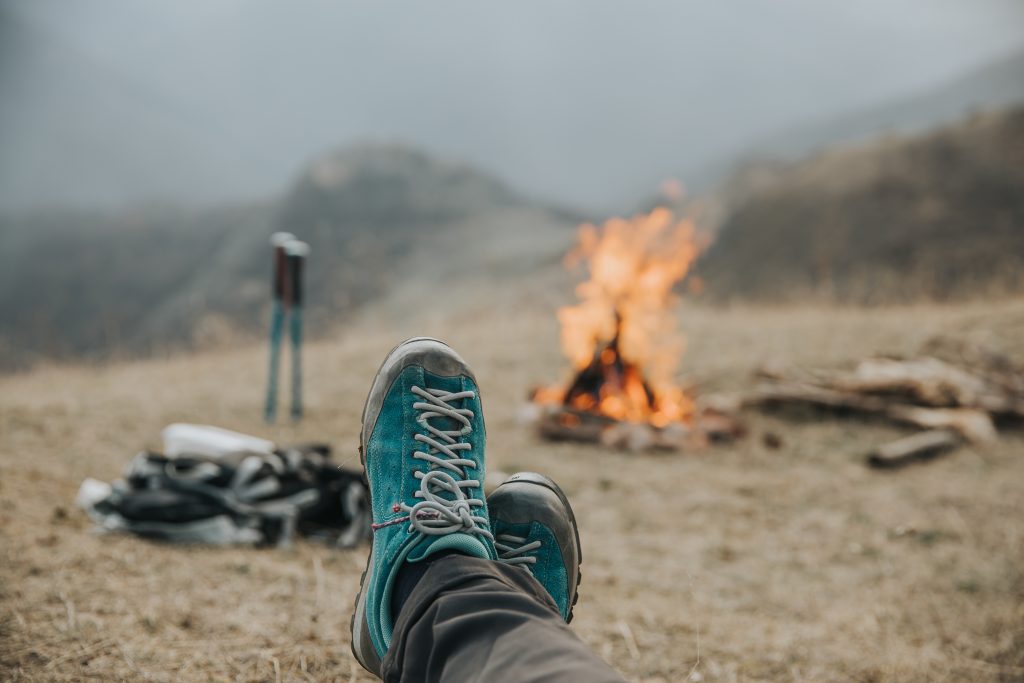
(532, 403), (742, 453)
(535, 408), (616, 445)
(561, 316), (660, 420)
(867, 429), (962, 469)
(600, 420), (685, 453)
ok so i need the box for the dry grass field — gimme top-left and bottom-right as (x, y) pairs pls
(2, 300), (1023, 682)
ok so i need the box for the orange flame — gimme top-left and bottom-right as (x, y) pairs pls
(536, 207), (700, 426)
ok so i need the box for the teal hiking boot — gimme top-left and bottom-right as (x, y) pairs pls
(489, 472), (582, 622)
(351, 337), (495, 677)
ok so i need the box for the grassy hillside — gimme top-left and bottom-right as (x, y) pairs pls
(1, 300), (1022, 681)
(698, 108), (1024, 303)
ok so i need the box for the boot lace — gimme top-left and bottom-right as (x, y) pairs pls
(401, 386), (492, 542)
(496, 534), (541, 568)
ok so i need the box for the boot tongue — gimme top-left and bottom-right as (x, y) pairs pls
(407, 532), (490, 562)
(428, 415), (464, 434)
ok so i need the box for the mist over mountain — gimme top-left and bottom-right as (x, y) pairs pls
(747, 50), (1024, 164)
(274, 144), (545, 319)
(685, 48), (1024, 196)
(4, 102), (1023, 370)
(0, 203), (273, 365)
(0, 144), (575, 370)
(2, 2), (1023, 370)
(698, 108), (1024, 303)
(2, 1), (1023, 212)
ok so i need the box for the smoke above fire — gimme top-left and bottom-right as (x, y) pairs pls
(536, 207), (705, 426)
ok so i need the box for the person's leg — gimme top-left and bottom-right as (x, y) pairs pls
(350, 338), (625, 682)
(382, 554), (625, 683)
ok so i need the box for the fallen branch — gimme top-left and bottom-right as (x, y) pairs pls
(867, 429), (961, 469)
(745, 383), (996, 442)
(838, 357), (993, 407)
(886, 406), (997, 443)
(746, 382), (890, 414)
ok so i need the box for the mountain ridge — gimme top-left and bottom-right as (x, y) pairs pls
(0, 144), (577, 371)
(698, 107), (1024, 303)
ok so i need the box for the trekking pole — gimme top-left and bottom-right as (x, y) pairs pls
(285, 240), (310, 422)
(264, 232), (294, 423)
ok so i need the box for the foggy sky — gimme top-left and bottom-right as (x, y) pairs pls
(2, 0), (1023, 212)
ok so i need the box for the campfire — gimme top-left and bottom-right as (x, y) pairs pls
(529, 208), (740, 451)
(524, 211), (1023, 463)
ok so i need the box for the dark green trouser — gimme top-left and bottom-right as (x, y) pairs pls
(382, 555), (627, 683)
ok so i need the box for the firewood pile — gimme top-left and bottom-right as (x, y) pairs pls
(527, 403), (746, 453)
(742, 338), (1024, 468)
(525, 337), (1021, 462)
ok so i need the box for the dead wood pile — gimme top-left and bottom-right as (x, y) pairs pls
(743, 338), (1024, 468)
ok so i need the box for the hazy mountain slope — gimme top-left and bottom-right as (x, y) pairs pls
(276, 145), (534, 324)
(698, 108), (1024, 302)
(749, 49), (1024, 167)
(0, 204), (272, 366)
(675, 49), (1024, 198)
(0, 145), (577, 370)
(6, 2), (1023, 212)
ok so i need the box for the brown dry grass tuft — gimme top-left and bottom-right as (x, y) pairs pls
(2, 300), (1023, 682)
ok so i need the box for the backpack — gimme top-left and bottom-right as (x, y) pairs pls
(79, 443), (370, 548)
